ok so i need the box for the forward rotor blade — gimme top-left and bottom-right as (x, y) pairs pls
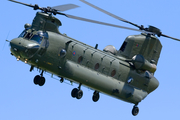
(9, 0), (34, 8)
(9, 0), (42, 10)
(80, 0), (142, 29)
(65, 14), (144, 32)
(52, 4), (79, 12)
(161, 34), (180, 41)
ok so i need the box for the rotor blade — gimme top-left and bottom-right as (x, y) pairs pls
(80, 0), (142, 29)
(161, 34), (180, 41)
(8, 0), (42, 10)
(52, 4), (79, 12)
(65, 14), (145, 32)
(67, 13), (180, 41)
(9, 0), (34, 8)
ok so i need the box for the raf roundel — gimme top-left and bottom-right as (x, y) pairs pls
(73, 51), (76, 56)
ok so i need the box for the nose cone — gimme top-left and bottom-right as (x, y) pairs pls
(10, 38), (40, 59)
(10, 38), (24, 57)
(10, 38), (23, 51)
(148, 77), (159, 93)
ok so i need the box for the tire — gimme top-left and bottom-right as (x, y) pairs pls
(34, 75), (40, 85)
(71, 88), (78, 98)
(92, 93), (100, 102)
(132, 107), (139, 116)
(38, 77), (45, 86)
(76, 90), (83, 99)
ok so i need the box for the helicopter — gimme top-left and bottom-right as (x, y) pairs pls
(7, 0), (180, 116)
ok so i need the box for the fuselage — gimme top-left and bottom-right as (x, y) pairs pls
(10, 29), (159, 105)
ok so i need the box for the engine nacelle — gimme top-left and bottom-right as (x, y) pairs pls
(132, 54), (157, 73)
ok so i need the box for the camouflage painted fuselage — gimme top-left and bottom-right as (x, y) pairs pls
(10, 12), (159, 105)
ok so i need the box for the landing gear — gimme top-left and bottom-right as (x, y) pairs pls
(38, 77), (45, 86)
(34, 75), (46, 86)
(71, 88), (78, 98)
(60, 77), (64, 83)
(30, 66), (34, 72)
(71, 83), (83, 99)
(132, 104), (139, 116)
(33, 71), (45, 86)
(76, 90), (83, 99)
(92, 91), (100, 102)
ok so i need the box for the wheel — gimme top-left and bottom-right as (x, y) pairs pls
(76, 90), (83, 99)
(34, 75), (40, 85)
(71, 88), (78, 98)
(92, 92), (100, 102)
(38, 77), (45, 86)
(60, 77), (64, 83)
(132, 106), (139, 116)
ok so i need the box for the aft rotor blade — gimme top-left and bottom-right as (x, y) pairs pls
(80, 0), (142, 29)
(65, 14), (144, 32)
(161, 34), (180, 41)
(52, 4), (79, 12)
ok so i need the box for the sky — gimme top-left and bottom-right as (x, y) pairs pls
(1, 0), (180, 119)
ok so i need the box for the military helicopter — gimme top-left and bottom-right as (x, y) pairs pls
(8, 0), (180, 116)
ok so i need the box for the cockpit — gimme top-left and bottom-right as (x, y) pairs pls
(10, 29), (50, 59)
(18, 29), (48, 45)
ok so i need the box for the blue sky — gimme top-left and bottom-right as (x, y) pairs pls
(1, 0), (180, 119)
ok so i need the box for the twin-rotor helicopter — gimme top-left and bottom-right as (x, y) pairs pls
(8, 0), (180, 116)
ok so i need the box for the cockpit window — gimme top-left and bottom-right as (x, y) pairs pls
(31, 34), (43, 44)
(25, 33), (33, 39)
(18, 29), (32, 39)
(18, 30), (26, 38)
(18, 30), (48, 45)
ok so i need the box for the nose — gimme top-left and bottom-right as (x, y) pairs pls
(148, 77), (159, 93)
(10, 38), (23, 51)
(10, 38), (40, 59)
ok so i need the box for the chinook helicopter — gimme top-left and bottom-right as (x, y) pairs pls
(8, 0), (180, 116)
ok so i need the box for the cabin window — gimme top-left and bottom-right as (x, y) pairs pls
(111, 69), (116, 77)
(78, 56), (83, 64)
(120, 41), (127, 52)
(94, 63), (100, 70)
(127, 77), (133, 84)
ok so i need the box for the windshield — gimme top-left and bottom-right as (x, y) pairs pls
(18, 30), (48, 44)
(31, 34), (43, 44)
(18, 30), (26, 38)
